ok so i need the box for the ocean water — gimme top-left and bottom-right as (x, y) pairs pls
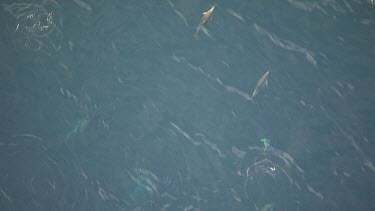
(0, 0), (374, 210)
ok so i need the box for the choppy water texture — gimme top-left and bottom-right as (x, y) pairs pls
(0, 0), (374, 210)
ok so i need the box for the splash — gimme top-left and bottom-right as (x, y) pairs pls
(242, 144), (306, 209)
(2, 1), (62, 53)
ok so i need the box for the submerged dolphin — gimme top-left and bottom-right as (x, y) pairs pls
(252, 70), (270, 98)
(193, 5), (215, 40)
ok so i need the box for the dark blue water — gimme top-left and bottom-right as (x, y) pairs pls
(1, 0), (374, 210)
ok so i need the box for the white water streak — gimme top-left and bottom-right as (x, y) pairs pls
(254, 23), (317, 66)
(170, 122), (200, 146)
(307, 184), (324, 199)
(195, 133), (225, 158)
(0, 187), (12, 202)
(226, 9), (245, 22)
(73, 0), (92, 11)
(232, 146), (247, 159)
(174, 10), (188, 27)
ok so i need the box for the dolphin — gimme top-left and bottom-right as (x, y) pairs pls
(252, 70), (270, 98)
(193, 5), (215, 40)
